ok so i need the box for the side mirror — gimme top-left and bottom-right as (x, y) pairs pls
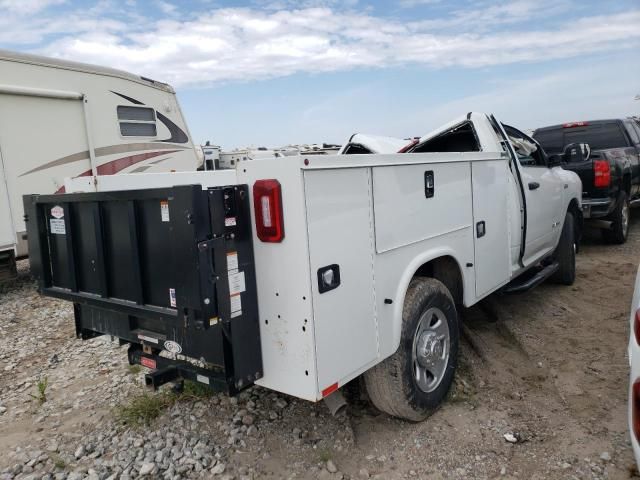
(563, 143), (591, 163)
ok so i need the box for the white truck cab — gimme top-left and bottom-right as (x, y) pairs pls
(26, 112), (582, 421)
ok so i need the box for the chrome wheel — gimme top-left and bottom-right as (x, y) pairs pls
(412, 307), (450, 393)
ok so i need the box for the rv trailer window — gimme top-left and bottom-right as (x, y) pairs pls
(117, 106), (157, 137)
(117, 106), (155, 121)
(119, 122), (157, 137)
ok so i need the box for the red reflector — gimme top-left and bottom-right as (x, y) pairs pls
(562, 121), (588, 128)
(322, 382), (339, 398)
(593, 160), (611, 187)
(253, 179), (284, 242)
(635, 309), (640, 346)
(633, 380), (640, 442)
(140, 357), (156, 369)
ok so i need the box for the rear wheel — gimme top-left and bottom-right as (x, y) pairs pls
(364, 278), (459, 421)
(602, 191), (630, 244)
(551, 212), (575, 285)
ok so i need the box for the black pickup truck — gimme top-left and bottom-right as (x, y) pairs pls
(533, 119), (640, 243)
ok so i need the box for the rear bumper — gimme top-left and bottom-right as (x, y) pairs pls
(582, 197), (615, 219)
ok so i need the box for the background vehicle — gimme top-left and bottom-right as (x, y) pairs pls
(629, 266), (640, 467)
(0, 49), (200, 281)
(533, 119), (640, 243)
(23, 113), (581, 421)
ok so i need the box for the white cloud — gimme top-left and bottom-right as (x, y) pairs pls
(2, 3), (638, 88)
(156, 0), (176, 15)
(399, 0), (441, 8)
(0, 0), (65, 14)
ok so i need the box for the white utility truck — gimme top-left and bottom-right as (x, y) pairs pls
(24, 113), (582, 421)
(0, 50), (199, 281)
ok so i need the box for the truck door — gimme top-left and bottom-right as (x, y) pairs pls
(503, 125), (563, 264)
(471, 159), (511, 297)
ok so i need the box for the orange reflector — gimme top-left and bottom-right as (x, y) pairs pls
(322, 382), (339, 398)
(140, 357), (156, 369)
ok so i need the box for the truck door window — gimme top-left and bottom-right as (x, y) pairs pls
(117, 106), (157, 137)
(624, 121), (640, 145)
(410, 121), (480, 153)
(504, 125), (546, 167)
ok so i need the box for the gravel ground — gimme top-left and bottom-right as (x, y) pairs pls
(0, 210), (639, 480)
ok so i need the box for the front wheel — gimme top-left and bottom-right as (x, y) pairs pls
(363, 278), (459, 421)
(602, 191), (630, 244)
(551, 212), (576, 285)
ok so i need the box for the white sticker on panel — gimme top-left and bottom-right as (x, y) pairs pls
(196, 374), (210, 385)
(160, 200), (170, 222)
(225, 217), (237, 227)
(230, 293), (242, 314)
(169, 288), (176, 307)
(228, 271), (246, 295)
(227, 252), (239, 272)
(50, 218), (66, 235)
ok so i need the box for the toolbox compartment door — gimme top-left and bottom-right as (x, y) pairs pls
(23, 184), (262, 393)
(303, 168), (378, 392)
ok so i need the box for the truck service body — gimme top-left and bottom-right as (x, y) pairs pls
(0, 50), (199, 281)
(24, 113), (582, 420)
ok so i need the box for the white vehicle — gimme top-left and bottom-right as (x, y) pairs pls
(202, 143), (221, 171)
(0, 49), (199, 280)
(25, 113), (582, 421)
(629, 266), (640, 465)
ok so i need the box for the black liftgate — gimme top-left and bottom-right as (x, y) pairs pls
(23, 184), (262, 394)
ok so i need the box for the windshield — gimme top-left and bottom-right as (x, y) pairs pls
(534, 123), (627, 154)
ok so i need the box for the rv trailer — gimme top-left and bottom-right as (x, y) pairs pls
(0, 49), (199, 281)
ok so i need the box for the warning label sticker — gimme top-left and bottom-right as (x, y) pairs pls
(50, 218), (66, 235)
(160, 200), (170, 222)
(169, 288), (177, 307)
(228, 271), (246, 295)
(225, 217), (237, 227)
(230, 294), (242, 317)
(227, 251), (239, 272)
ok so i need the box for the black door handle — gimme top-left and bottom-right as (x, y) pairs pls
(528, 182), (540, 190)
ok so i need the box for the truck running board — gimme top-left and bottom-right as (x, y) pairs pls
(503, 262), (559, 294)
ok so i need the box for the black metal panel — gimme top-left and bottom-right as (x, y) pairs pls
(23, 184), (262, 394)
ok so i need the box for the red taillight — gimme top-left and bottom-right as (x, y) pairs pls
(562, 121), (589, 128)
(593, 160), (610, 188)
(253, 179), (284, 243)
(635, 310), (640, 346)
(633, 380), (640, 442)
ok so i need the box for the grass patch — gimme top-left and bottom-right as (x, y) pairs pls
(115, 380), (215, 427)
(182, 380), (214, 399)
(318, 449), (332, 463)
(127, 364), (142, 375)
(115, 392), (175, 427)
(52, 455), (66, 470)
(30, 377), (48, 405)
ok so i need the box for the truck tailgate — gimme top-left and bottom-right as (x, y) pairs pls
(23, 184), (261, 394)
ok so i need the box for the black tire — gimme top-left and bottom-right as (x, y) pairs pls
(602, 191), (630, 244)
(551, 212), (576, 285)
(363, 278), (459, 421)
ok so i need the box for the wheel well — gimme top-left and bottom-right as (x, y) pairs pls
(413, 256), (463, 305)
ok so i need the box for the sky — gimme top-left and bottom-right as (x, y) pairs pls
(1, 0), (639, 148)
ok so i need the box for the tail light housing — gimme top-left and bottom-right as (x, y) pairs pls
(634, 379), (640, 442)
(253, 179), (284, 242)
(635, 309), (640, 346)
(593, 160), (610, 188)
